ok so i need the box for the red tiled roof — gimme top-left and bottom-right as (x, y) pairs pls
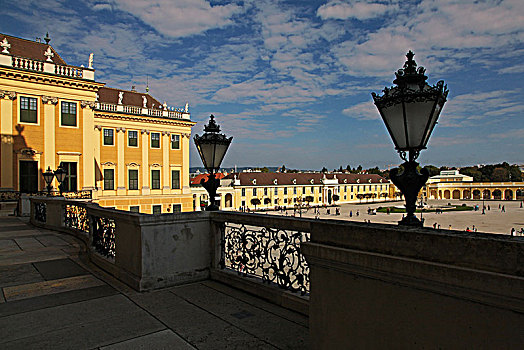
(224, 172), (387, 186)
(190, 173), (227, 185)
(97, 87), (162, 108)
(0, 33), (67, 65)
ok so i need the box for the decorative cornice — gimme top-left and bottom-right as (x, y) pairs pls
(41, 95), (58, 105)
(141, 129), (150, 135)
(0, 68), (103, 91)
(182, 133), (191, 138)
(126, 162), (140, 167)
(80, 100), (96, 109)
(94, 125), (103, 131)
(0, 90), (17, 100)
(101, 161), (116, 166)
(150, 163), (162, 168)
(162, 131), (170, 136)
(18, 148), (42, 156)
(116, 127), (126, 133)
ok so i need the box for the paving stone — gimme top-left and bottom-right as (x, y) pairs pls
(0, 285), (118, 317)
(0, 299), (164, 350)
(0, 230), (44, 239)
(14, 237), (45, 250)
(100, 329), (195, 350)
(35, 234), (71, 247)
(3, 275), (105, 301)
(0, 239), (20, 253)
(0, 295), (158, 343)
(171, 283), (308, 349)
(0, 225), (36, 232)
(147, 289), (277, 349)
(0, 263), (44, 288)
(33, 258), (88, 280)
(0, 247), (68, 266)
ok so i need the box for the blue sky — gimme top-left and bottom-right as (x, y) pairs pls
(4, 0), (524, 170)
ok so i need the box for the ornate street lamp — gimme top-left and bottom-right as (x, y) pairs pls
(194, 115), (232, 211)
(54, 166), (67, 196)
(42, 166), (55, 195)
(372, 51), (448, 226)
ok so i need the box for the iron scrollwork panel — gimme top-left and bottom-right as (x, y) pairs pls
(34, 202), (47, 222)
(222, 223), (310, 295)
(64, 204), (89, 233)
(92, 216), (116, 258)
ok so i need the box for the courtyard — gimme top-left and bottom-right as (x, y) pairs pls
(269, 199), (524, 235)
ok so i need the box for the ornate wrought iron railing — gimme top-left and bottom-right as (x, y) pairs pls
(92, 216), (116, 259)
(64, 203), (89, 233)
(217, 218), (311, 295)
(0, 191), (19, 202)
(34, 202), (47, 223)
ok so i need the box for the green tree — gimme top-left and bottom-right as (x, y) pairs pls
(346, 164), (351, 172)
(492, 167), (509, 182)
(423, 165), (440, 177)
(250, 198), (261, 210)
(281, 165), (286, 173)
(332, 194), (340, 204)
(321, 167), (328, 173)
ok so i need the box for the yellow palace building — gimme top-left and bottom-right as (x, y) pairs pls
(0, 33), (195, 213)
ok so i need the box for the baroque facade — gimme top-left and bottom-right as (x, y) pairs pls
(192, 172), (392, 211)
(0, 34), (195, 213)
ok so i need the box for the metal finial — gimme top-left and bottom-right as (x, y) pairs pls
(44, 32), (50, 44)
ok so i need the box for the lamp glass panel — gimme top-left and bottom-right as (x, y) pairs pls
(212, 142), (229, 169)
(196, 142), (215, 171)
(422, 102), (442, 147)
(380, 102), (406, 149)
(404, 99), (436, 149)
(43, 172), (54, 184)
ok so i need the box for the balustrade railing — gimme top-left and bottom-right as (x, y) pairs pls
(34, 202), (47, 223)
(216, 216), (311, 295)
(147, 109), (163, 117)
(55, 64), (83, 78)
(12, 56), (44, 72)
(124, 105), (142, 114)
(0, 191), (19, 202)
(98, 103), (118, 112)
(92, 216), (116, 259)
(64, 203), (89, 233)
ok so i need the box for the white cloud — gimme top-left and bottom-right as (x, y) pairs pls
(109, 0), (244, 38)
(317, 1), (398, 21)
(343, 100), (379, 120)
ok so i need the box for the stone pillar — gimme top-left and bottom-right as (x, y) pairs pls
(81, 101), (95, 191)
(141, 129), (150, 195)
(0, 92), (15, 190)
(42, 97), (57, 178)
(162, 131), (170, 194)
(116, 127), (126, 195)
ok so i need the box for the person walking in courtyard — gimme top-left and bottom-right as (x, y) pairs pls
(502, 205), (505, 212)
(510, 227), (515, 236)
(349, 210), (353, 217)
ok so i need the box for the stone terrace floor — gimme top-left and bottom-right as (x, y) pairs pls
(0, 216), (308, 349)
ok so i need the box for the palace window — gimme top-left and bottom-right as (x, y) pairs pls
(242, 188), (246, 197)
(171, 170), (180, 189)
(20, 97), (37, 123)
(252, 188), (257, 196)
(274, 187), (278, 195)
(59, 162), (77, 192)
(129, 206), (139, 213)
(172, 204), (182, 213)
(151, 170), (160, 189)
(171, 134), (180, 149)
(61, 101), (77, 126)
(284, 187), (288, 195)
(103, 129), (114, 145)
(152, 205), (161, 214)
(128, 169), (138, 190)
(128, 130), (138, 147)
(151, 133), (160, 148)
(103, 169), (115, 190)
(264, 188), (268, 196)
(293, 187), (297, 195)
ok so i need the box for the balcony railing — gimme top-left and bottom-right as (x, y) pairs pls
(96, 102), (189, 120)
(4, 55), (94, 80)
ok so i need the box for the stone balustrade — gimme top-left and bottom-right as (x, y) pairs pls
(97, 102), (189, 119)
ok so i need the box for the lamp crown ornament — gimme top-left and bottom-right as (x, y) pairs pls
(204, 114), (220, 133)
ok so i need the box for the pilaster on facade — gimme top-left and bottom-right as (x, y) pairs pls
(43, 98), (56, 177)
(94, 125), (102, 190)
(0, 95), (14, 189)
(141, 129), (150, 195)
(116, 127), (126, 195)
(182, 133), (191, 194)
(162, 131), (170, 194)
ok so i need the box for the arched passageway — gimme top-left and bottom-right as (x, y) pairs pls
(430, 190), (437, 199)
(493, 190), (502, 200)
(225, 193), (232, 208)
(452, 190), (460, 199)
(504, 189), (513, 200)
(473, 190), (481, 200)
(443, 190), (451, 199)
(463, 190), (471, 199)
(483, 190), (491, 200)
(517, 189), (524, 200)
